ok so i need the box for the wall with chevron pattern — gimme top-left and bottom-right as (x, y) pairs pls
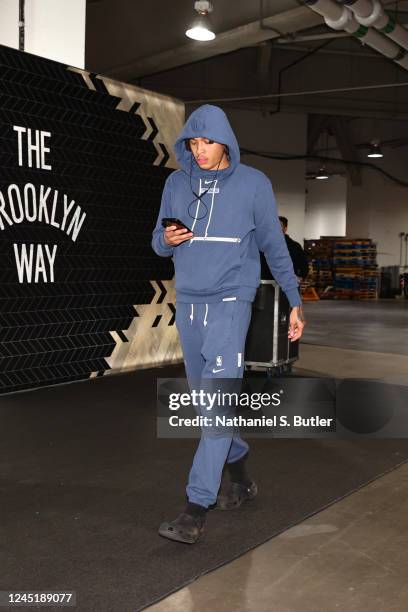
(0, 44), (184, 395)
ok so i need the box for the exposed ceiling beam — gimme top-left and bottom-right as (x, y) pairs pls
(273, 43), (384, 58)
(307, 114), (331, 154)
(315, 136), (408, 153)
(348, 137), (408, 151)
(256, 41), (272, 81)
(101, 6), (323, 82)
(256, 41), (273, 92)
(329, 118), (362, 186)
(183, 97), (408, 120)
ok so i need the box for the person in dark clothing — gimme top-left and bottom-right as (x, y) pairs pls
(260, 216), (309, 281)
(279, 216), (309, 280)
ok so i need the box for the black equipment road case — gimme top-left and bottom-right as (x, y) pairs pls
(244, 280), (299, 374)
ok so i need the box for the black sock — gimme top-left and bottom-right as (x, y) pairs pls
(184, 501), (207, 518)
(227, 451), (252, 486)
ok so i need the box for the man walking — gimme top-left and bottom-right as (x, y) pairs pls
(152, 104), (305, 544)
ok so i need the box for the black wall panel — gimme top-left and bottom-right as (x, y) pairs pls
(0, 45), (184, 395)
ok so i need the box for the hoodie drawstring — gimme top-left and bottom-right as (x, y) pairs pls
(203, 303), (208, 327)
(189, 178), (202, 236)
(189, 303), (208, 326)
(204, 180), (217, 238)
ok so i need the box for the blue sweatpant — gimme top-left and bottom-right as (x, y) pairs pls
(175, 298), (253, 507)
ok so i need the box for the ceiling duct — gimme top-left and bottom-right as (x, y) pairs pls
(337, 0), (408, 52)
(303, 0), (408, 70)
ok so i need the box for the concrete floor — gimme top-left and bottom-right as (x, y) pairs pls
(301, 299), (408, 357)
(147, 299), (408, 612)
(297, 344), (408, 384)
(149, 464), (408, 612)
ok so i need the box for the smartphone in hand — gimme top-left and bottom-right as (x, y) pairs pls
(161, 217), (192, 233)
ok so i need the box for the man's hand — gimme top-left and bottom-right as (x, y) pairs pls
(163, 225), (193, 246)
(288, 305), (305, 342)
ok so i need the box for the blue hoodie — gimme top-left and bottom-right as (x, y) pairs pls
(151, 105), (301, 307)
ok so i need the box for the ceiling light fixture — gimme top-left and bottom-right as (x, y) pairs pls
(367, 139), (383, 158)
(185, 1), (215, 41)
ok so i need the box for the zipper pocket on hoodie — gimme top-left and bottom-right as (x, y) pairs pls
(175, 236), (241, 294)
(190, 236), (241, 243)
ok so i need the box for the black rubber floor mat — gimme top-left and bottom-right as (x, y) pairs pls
(1, 366), (408, 611)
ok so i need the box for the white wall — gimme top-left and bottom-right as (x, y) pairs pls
(0, 0), (86, 68)
(347, 168), (408, 267)
(305, 175), (347, 240)
(0, 0), (19, 48)
(346, 118), (408, 267)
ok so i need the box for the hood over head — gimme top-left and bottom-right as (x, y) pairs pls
(174, 104), (240, 180)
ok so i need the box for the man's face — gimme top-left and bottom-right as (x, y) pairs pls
(188, 137), (229, 171)
(280, 221), (287, 234)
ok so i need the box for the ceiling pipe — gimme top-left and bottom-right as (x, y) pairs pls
(302, 0), (408, 70)
(338, 0), (408, 52)
(186, 77), (408, 104)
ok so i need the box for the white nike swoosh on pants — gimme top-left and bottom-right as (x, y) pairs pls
(212, 368), (225, 373)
